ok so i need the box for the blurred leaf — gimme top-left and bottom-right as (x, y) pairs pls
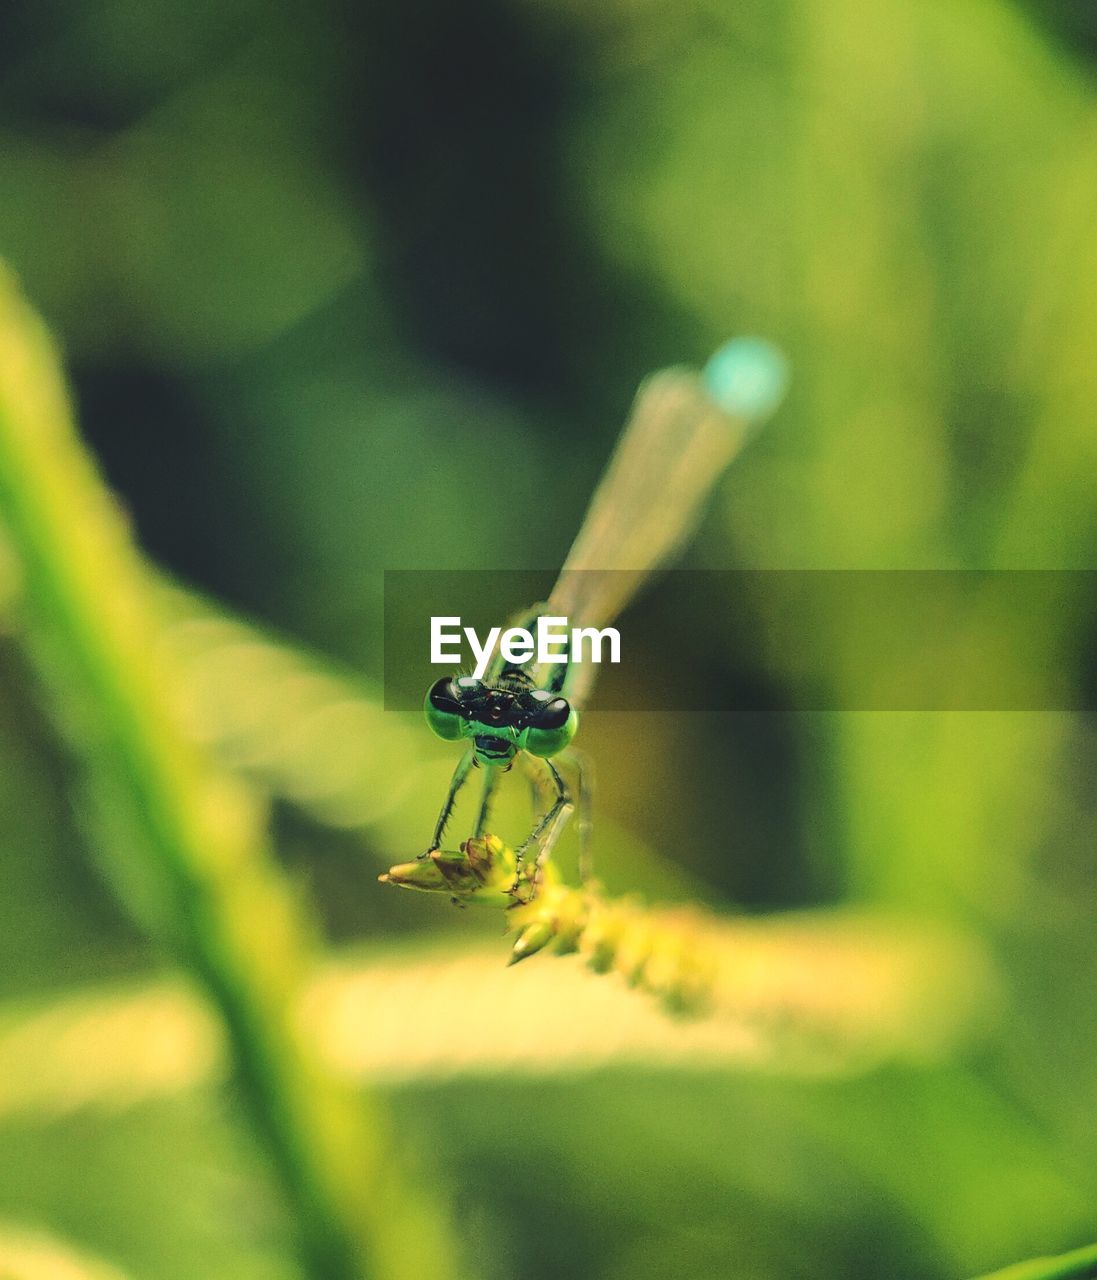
(0, 1222), (131, 1280)
(971, 1241), (1097, 1280)
(0, 912), (995, 1122)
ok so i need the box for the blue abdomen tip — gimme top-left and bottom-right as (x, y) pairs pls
(703, 337), (789, 421)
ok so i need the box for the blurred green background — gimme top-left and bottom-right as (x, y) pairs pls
(0, 0), (1096, 1277)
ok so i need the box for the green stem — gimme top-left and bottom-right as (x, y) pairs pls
(0, 265), (456, 1280)
(971, 1243), (1097, 1280)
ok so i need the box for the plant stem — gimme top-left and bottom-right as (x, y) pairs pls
(0, 265), (457, 1280)
(971, 1243), (1097, 1280)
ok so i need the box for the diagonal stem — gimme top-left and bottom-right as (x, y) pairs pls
(0, 264), (459, 1280)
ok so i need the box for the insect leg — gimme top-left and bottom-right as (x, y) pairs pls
(473, 762), (502, 837)
(513, 755), (573, 899)
(560, 746), (595, 885)
(423, 746), (475, 855)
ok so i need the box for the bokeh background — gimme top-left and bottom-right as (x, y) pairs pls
(0, 0), (1096, 1277)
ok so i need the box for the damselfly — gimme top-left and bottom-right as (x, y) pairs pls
(422, 338), (788, 892)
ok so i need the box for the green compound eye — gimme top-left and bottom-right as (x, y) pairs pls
(522, 697), (578, 758)
(424, 677), (466, 741)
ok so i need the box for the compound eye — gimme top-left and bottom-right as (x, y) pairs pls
(424, 677), (466, 741)
(523, 697), (578, 758)
(530, 694), (571, 730)
(427, 677), (462, 714)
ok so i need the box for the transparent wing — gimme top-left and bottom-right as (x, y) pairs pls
(549, 368), (753, 628)
(546, 360), (781, 709)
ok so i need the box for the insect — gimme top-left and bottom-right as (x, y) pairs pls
(422, 337), (788, 895)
